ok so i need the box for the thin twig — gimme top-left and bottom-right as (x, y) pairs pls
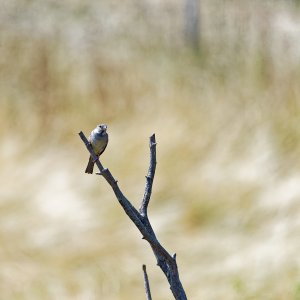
(140, 134), (156, 216)
(79, 131), (188, 300)
(142, 265), (152, 300)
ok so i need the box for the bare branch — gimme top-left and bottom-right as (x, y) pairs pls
(140, 134), (157, 216)
(79, 131), (188, 300)
(142, 265), (152, 300)
(79, 131), (146, 234)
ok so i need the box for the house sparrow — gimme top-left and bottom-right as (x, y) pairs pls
(85, 124), (108, 174)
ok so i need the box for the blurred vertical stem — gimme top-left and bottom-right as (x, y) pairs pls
(184, 0), (200, 50)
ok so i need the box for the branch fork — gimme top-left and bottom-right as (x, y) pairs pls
(79, 131), (187, 300)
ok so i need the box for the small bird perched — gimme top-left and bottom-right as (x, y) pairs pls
(85, 124), (109, 174)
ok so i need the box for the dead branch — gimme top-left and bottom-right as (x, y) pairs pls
(79, 131), (187, 300)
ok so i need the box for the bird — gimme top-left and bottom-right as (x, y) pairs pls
(85, 124), (109, 174)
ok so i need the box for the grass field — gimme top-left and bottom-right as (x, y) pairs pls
(1, 0), (300, 299)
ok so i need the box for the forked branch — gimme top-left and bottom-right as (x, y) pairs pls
(79, 131), (187, 300)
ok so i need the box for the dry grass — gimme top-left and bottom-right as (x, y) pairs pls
(1, 0), (300, 299)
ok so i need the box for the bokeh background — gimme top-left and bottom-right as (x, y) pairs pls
(1, 0), (300, 299)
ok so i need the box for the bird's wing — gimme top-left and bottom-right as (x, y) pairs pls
(99, 143), (107, 156)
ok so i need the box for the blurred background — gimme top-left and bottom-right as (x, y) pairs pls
(1, 0), (300, 299)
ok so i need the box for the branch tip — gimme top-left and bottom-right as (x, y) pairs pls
(140, 132), (157, 215)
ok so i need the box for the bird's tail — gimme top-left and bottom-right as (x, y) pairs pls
(85, 156), (94, 174)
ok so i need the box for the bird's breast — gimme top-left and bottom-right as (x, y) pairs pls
(90, 133), (108, 155)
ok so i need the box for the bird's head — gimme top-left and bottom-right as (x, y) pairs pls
(96, 124), (108, 134)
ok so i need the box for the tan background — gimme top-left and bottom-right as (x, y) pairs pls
(1, 0), (300, 299)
